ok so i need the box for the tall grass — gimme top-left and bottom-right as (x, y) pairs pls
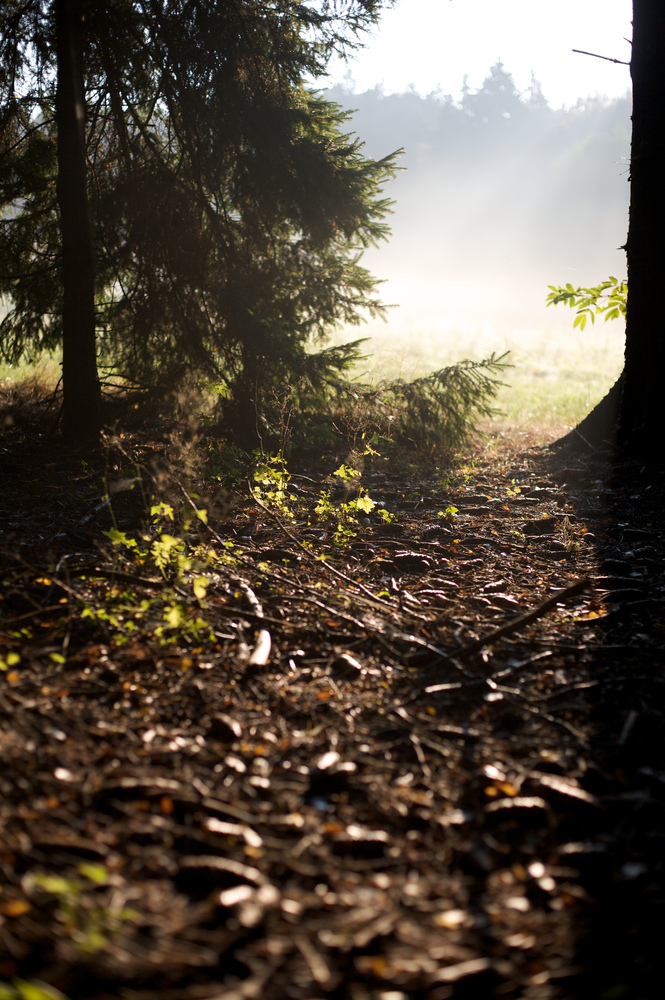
(332, 320), (625, 437)
(1, 325), (625, 443)
(0, 355), (61, 387)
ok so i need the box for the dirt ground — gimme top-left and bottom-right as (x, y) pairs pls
(0, 390), (663, 1000)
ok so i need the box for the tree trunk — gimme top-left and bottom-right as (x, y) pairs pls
(54, 0), (100, 445)
(553, 372), (623, 452)
(617, 0), (665, 457)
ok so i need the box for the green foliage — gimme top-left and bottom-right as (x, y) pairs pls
(0, 650), (20, 671)
(0, 1), (399, 439)
(103, 527), (138, 552)
(94, 491), (218, 642)
(206, 440), (251, 489)
(244, 446), (389, 545)
(242, 347), (510, 456)
(74, 433), (399, 658)
(333, 463), (362, 483)
(0, 981), (69, 1000)
(546, 277), (627, 331)
(253, 454), (294, 519)
(347, 494), (376, 514)
(311, 462), (382, 545)
(380, 353), (511, 448)
(25, 865), (137, 960)
(0, 2), (507, 455)
(332, 352), (511, 453)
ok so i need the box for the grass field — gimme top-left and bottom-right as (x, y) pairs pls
(335, 319), (625, 438)
(0, 355), (61, 387)
(1, 323), (625, 443)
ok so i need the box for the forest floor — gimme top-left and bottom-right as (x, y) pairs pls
(0, 386), (664, 1000)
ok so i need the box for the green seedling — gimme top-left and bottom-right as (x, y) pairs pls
(253, 454), (294, 519)
(27, 865), (137, 959)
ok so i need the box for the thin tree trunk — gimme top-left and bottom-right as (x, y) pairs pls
(618, 0), (665, 456)
(54, 0), (100, 444)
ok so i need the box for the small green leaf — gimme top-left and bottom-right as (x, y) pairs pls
(333, 464), (360, 481)
(353, 495), (376, 513)
(14, 979), (70, 1000)
(150, 502), (174, 520)
(78, 863), (109, 885)
(164, 605), (184, 628)
(103, 528), (137, 548)
(33, 874), (75, 896)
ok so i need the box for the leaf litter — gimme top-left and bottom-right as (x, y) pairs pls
(1, 412), (664, 999)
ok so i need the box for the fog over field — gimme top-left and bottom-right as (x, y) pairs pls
(325, 65), (629, 419)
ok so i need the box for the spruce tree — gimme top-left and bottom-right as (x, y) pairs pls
(0, 1), (397, 442)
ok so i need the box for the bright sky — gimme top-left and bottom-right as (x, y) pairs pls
(325, 0), (633, 107)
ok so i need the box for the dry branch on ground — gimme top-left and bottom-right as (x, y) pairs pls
(1, 413), (664, 1000)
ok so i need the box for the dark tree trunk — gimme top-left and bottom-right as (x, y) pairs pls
(554, 2), (665, 460)
(617, 0), (665, 457)
(54, 0), (100, 445)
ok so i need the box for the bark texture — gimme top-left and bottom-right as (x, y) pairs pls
(55, 0), (100, 444)
(618, 0), (665, 456)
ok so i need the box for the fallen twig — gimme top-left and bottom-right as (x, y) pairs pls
(66, 567), (166, 589)
(245, 478), (408, 615)
(457, 577), (592, 659)
(417, 578), (592, 676)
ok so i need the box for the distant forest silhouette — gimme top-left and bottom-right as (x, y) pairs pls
(325, 63), (631, 336)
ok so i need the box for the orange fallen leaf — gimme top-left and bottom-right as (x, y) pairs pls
(497, 781), (518, 797)
(322, 821), (345, 835)
(485, 781), (518, 797)
(0, 899), (31, 917)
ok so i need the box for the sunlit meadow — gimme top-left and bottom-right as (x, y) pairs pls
(332, 315), (625, 441)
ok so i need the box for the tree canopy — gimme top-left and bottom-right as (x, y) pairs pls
(0, 1), (400, 440)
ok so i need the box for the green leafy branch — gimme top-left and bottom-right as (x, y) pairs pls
(0, 980), (69, 1000)
(546, 277), (627, 330)
(252, 454), (294, 519)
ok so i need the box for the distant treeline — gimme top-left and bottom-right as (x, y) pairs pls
(326, 63), (631, 277)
